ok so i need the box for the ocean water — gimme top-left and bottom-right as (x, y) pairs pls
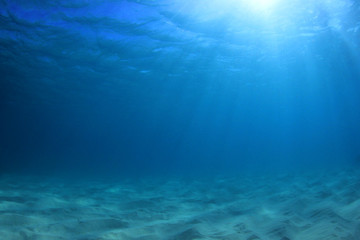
(1, 0), (360, 239)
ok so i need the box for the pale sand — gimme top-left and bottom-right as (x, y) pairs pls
(0, 169), (360, 240)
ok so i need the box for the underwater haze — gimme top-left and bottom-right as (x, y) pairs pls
(2, 1), (360, 240)
(1, 0), (360, 176)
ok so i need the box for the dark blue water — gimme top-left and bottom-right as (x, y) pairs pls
(1, 0), (360, 177)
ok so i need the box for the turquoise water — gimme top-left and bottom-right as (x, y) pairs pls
(1, 2), (360, 239)
(0, 0), (360, 176)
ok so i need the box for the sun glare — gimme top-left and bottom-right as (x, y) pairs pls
(205, 0), (282, 16)
(247, 0), (280, 13)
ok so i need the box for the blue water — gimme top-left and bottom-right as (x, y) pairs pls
(1, 0), (360, 177)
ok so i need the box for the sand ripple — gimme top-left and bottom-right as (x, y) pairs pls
(0, 169), (360, 239)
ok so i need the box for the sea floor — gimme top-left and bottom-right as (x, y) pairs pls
(1, 169), (360, 240)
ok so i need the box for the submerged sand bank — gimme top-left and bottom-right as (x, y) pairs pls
(0, 169), (359, 240)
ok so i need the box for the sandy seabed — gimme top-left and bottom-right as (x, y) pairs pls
(0, 169), (360, 240)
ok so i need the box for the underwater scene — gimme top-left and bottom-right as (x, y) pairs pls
(1, 0), (360, 239)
